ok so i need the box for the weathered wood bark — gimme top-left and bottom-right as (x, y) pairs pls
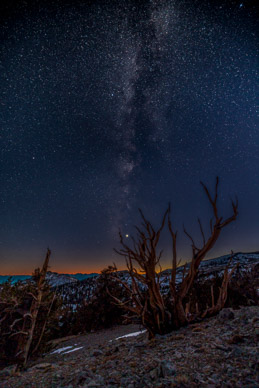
(31, 290), (56, 355)
(0, 250), (54, 367)
(111, 178), (238, 338)
(23, 248), (51, 366)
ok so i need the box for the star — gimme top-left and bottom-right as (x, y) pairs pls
(0, 0), (257, 274)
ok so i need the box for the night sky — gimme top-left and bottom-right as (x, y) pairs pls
(0, 0), (258, 274)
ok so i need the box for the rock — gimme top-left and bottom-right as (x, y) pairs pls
(134, 341), (146, 348)
(82, 374), (104, 387)
(84, 379), (101, 387)
(230, 347), (243, 357)
(172, 350), (183, 359)
(227, 334), (244, 344)
(1, 306), (259, 388)
(192, 326), (204, 332)
(169, 334), (185, 341)
(215, 343), (231, 352)
(128, 346), (135, 356)
(0, 365), (17, 377)
(28, 363), (55, 371)
(74, 370), (95, 385)
(218, 308), (235, 321)
(108, 370), (120, 380)
(85, 369), (95, 378)
(150, 361), (171, 381)
(150, 367), (159, 380)
(159, 360), (176, 377)
(90, 349), (103, 357)
(95, 374), (105, 384)
(194, 347), (205, 353)
(175, 374), (189, 384)
(120, 377), (130, 385)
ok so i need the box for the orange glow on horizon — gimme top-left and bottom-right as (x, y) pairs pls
(1, 264), (127, 276)
(2, 247), (258, 276)
(2, 262), (178, 276)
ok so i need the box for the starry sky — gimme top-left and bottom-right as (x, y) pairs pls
(0, 0), (258, 274)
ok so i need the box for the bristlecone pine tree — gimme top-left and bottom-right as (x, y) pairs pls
(110, 178), (238, 339)
(0, 249), (54, 367)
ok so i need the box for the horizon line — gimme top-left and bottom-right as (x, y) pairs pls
(1, 250), (258, 276)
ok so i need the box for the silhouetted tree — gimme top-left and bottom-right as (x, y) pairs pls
(0, 249), (60, 367)
(110, 178), (238, 338)
(74, 267), (128, 333)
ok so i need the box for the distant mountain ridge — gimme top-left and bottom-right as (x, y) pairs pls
(161, 251), (259, 284)
(0, 271), (98, 285)
(0, 251), (258, 286)
(53, 251), (259, 311)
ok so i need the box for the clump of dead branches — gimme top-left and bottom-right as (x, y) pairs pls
(0, 249), (60, 368)
(110, 178), (238, 338)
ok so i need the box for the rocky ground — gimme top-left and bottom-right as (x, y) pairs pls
(1, 306), (258, 388)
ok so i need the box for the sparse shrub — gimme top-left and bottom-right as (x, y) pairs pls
(226, 263), (259, 308)
(72, 267), (128, 333)
(180, 263), (259, 314)
(182, 273), (224, 316)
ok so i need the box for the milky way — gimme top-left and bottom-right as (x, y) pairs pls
(0, 0), (258, 273)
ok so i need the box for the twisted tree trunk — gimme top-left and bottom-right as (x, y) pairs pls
(23, 248), (51, 367)
(111, 178), (238, 338)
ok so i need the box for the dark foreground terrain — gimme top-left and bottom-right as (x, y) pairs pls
(1, 306), (258, 388)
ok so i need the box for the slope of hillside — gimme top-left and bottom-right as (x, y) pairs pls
(1, 306), (258, 387)
(1, 252), (258, 313)
(56, 252), (259, 311)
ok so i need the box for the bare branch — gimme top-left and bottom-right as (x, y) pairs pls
(9, 331), (28, 338)
(112, 177), (238, 337)
(183, 225), (199, 254)
(198, 218), (205, 245)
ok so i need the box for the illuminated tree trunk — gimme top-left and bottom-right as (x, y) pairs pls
(111, 178), (238, 338)
(23, 249), (51, 367)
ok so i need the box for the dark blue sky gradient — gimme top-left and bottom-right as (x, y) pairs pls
(0, 0), (258, 274)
